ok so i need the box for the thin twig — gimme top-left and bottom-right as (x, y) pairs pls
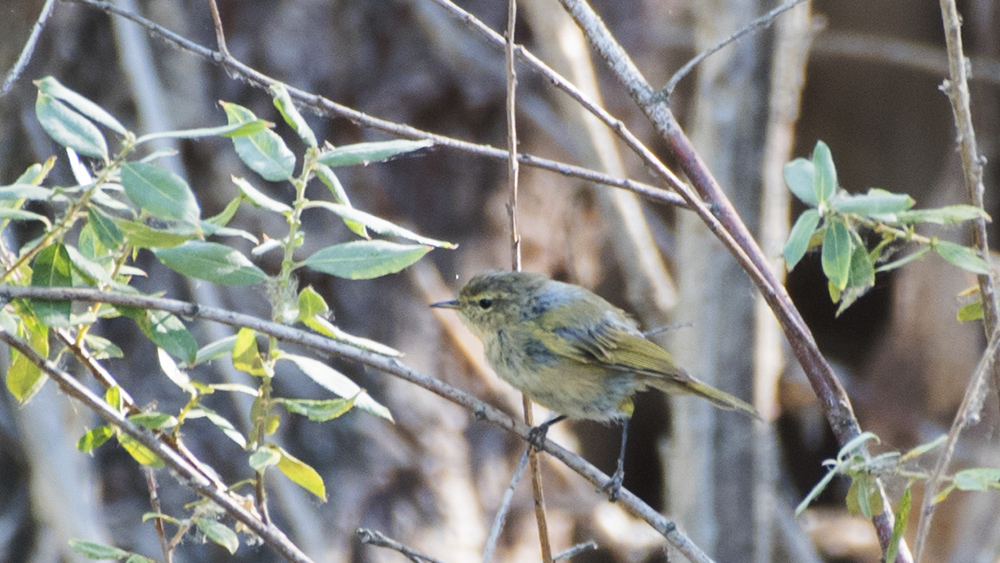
(552, 541), (598, 561)
(553, 0), (906, 559)
(144, 467), (173, 563)
(207, 0), (230, 57)
(661, 0), (810, 98)
(0, 285), (711, 560)
(355, 528), (445, 563)
(504, 1), (551, 558)
(912, 325), (1000, 562)
(484, 446), (531, 563)
(0, 327), (314, 563)
(63, 0), (685, 209)
(1, 0), (57, 95)
(935, 0), (1000, 417)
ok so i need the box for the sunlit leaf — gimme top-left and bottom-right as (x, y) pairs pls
(309, 202), (455, 248)
(232, 327), (267, 377)
(277, 395), (356, 421)
(118, 433), (164, 468)
(303, 240), (431, 279)
(77, 425), (114, 453)
(274, 444), (327, 501)
(278, 353), (393, 421)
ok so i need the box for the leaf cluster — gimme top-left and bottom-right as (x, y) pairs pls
(783, 141), (990, 316)
(2, 77), (453, 557)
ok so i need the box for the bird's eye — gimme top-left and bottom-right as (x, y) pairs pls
(478, 298), (493, 310)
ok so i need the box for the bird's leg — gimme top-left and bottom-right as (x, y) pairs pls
(603, 418), (629, 502)
(527, 414), (567, 451)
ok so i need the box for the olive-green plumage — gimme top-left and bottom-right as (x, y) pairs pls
(432, 270), (759, 422)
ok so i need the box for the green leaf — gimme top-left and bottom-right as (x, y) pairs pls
(154, 241), (267, 286)
(0, 184), (53, 201)
(65, 244), (112, 286)
(846, 474), (883, 519)
(315, 164), (367, 238)
(36, 76), (127, 135)
(304, 316), (400, 356)
(203, 197), (242, 229)
(192, 335), (238, 366)
(81, 333), (123, 359)
(135, 119), (270, 144)
(783, 209), (820, 270)
(88, 207), (124, 249)
(274, 444), (327, 501)
(232, 175), (291, 213)
(106, 385), (124, 411)
(278, 353), (393, 421)
(7, 342), (48, 404)
(875, 246), (931, 273)
(136, 310), (197, 364)
(232, 327), (267, 376)
(128, 411), (178, 430)
(309, 202), (455, 248)
(296, 285), (329, 322)
(68, 538), (130, 559)
(35, 92), (108, 160)
(812, 140), (837, 204)
(249, 446), (282, 473)
(277, 396), (356, 421)
(835, 244), (877, 316)
(77, 425), (114, 453)
(221, 101), (295, 182)
(125, 554), (156, 563)
(188, 406), (247, 448)
(934, 241), (991, 275)
(194, 518), (239, 555)
(31, 243), (73, 327)
(957, 300), (984, 322)
(316, 139), (433, 167)
(303, 240), (431, 280)
(784, 158), (817, 206)
(115, 220), (195, 249)
(885, 485), (911, 563)
(0, 208), (50, 224)
(270, 83), (317, 148)
(821, 220), (853, 292)
(895, 205), (990, 225)
(118, 433), (164, 468)
(953, 468), (1000, 491)
(121, 162), (201, 225)
(899, 435), (947, 463)
(832, 188), (915, 216)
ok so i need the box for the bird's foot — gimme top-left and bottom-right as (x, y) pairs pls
(527, 424), (551, 451)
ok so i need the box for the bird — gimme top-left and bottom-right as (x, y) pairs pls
(432, 270), (759, 501)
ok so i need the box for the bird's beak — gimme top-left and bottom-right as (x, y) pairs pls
(430, 299), (460, 309)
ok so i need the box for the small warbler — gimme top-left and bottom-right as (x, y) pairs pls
(432, 270), (759, 501)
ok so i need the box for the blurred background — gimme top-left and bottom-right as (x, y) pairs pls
(0, 0), (998, 561)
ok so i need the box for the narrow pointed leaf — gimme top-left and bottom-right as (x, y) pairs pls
(274, 444), (327, 501)
(821, 220), (852, 291)
(934, 241), (991, 275)
(31, 243), (73, 327)
(192, 335), (238, 366)
(783, 209), (820, 270)
(7, 320), (48, 404)
(885, 486), (911, 563)
(188, 406), (247, 447)
(194, 518), (239, 554)
(875, 246), (931, 273)
(277, 396), (356, 421)
(896, 205), (990, 225)
(315, 164), (367, 237)
(135, 119), (270, 144)
(232, 176), (291, 213)
(36, 76), (127, 135)
(68, 539), (130, 559)
(309, 202), (454, 247)
(278, 353), (393, 421)
(137, 310), (197, 363)
(35, 92), (108, 160)
(77, 426), (114, 452)
(221, 101), (295, 181)
(316, 139), (433, 167)
(115, 220), (194, 249)
(304, 240), (431, 279)
(118, 433), (164, 468)
(121, 162), (200, 224)
(784, 158), (817, 206)
(812, 140), (837, 204)
(232, 327), (267, 377)
(154, 241), (267, 286)
(832, 188), (914, 216)
(270, 84), (317, 147)
(0, 184), (52, 200)
(87, 207), (123, 249)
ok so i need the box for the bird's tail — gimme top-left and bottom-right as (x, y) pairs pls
(647, 372), (761, 420)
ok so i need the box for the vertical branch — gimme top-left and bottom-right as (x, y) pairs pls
(913, 4), (999, 559)
(505, 1), (552, 562)
(937, 0), (1000, 401)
